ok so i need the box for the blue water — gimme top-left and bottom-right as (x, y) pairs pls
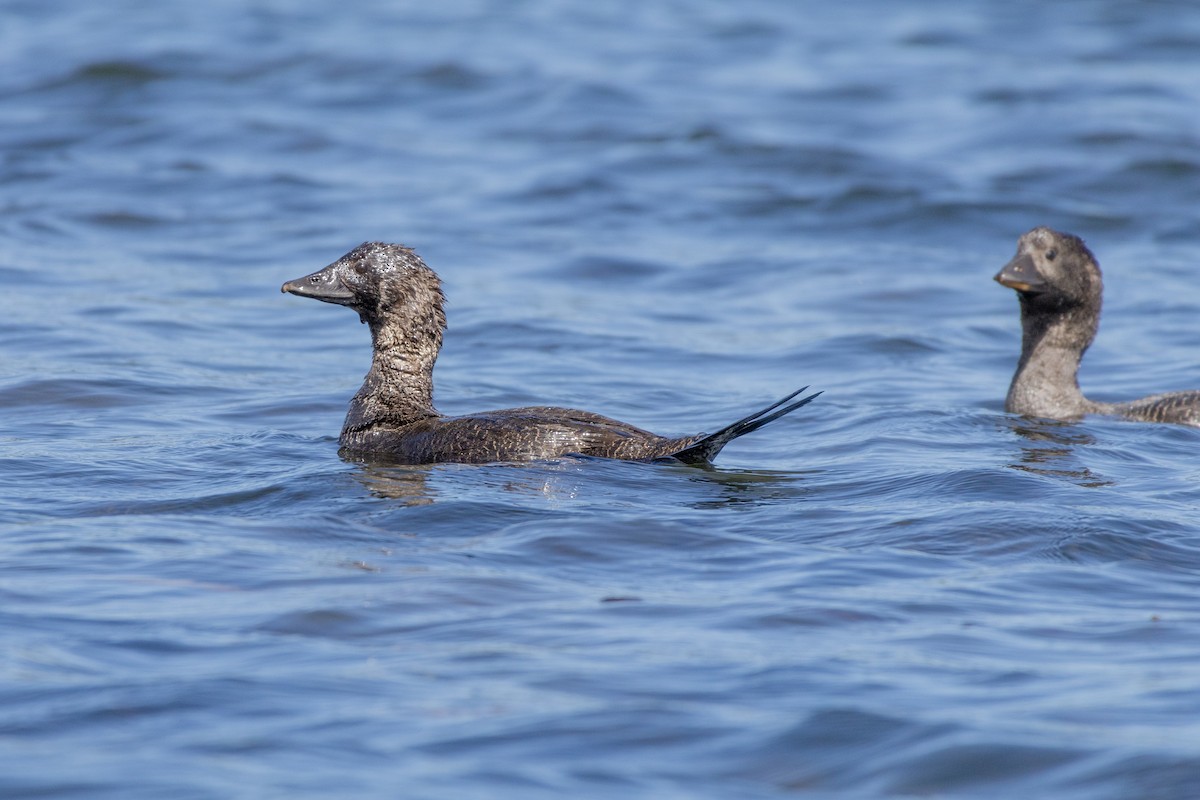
(3, 1), (1200, 797)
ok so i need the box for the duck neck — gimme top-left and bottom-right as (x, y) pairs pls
(1007, 299), (1100, 418)
(342, 319), (441, 436)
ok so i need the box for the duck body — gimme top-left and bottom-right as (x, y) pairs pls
(995, 226), (1200, 427)
(283, 242), (819, 465)
(1104, 392), (1200, 426)
(341, 406), (699, 464)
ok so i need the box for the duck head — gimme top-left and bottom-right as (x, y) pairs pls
(995, 226), (1102, 310)
(282, 242), (446, 333)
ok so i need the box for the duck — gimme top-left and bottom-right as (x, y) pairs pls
(282, 242), (821, 464)
(994, 226), (1200, 426)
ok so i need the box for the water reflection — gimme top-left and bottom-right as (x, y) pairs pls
(349, 456), (813, 509)
(352, 462), (437, 505)
(1003, 417), (1114, 488)
(350, 456), (606, 505)
(679, 465), (815, 510)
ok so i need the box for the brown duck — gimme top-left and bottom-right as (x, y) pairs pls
(282, 242), (820, 464)
(995, 226), (1200, 426)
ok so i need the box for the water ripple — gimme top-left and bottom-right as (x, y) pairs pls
(4, 1), (1200, 798)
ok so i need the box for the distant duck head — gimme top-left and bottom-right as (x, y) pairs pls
(994, 226), (1102, 311)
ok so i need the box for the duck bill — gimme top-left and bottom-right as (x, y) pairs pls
(281, 264), (356, 305)
(994, 254), (1046, 293)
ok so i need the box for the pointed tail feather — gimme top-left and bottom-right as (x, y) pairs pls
(669, 387), (822, 465)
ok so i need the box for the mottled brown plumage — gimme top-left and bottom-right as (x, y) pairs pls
(282, 242), (820, 464)
(995, 226), (1200, 426)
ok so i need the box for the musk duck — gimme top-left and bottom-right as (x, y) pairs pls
(995, 226), (1200, 426)
(282, 242), (821, 464)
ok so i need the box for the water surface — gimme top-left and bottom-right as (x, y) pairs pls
(3, 2), (1200, 798)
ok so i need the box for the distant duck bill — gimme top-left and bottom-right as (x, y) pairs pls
(994, 254), (1045, 293)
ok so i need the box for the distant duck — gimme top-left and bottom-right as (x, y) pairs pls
(282, 242), (820, 464)
(994, 226), (1200, 426)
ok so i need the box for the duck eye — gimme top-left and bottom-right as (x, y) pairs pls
(1045, 248), (1057, 261)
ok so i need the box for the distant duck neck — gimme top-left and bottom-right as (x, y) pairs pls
(342, 317), (442, 435)
(1007, 299), (1100, 418)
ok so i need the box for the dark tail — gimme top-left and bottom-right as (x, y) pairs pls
(668, 386), (822, 465)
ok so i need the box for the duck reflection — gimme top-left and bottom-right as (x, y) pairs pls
(351, 461), (437, 505)
(349, 455), (813, 509)
(1003, 417), (1113, 488)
